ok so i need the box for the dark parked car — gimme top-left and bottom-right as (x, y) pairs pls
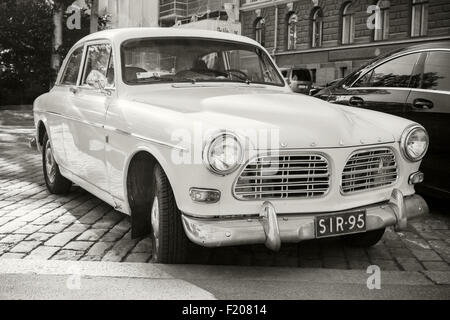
(280, 67), (313, 94)
(315, 41), (450, 199)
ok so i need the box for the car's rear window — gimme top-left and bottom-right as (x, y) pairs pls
(292, 69), (311, 82)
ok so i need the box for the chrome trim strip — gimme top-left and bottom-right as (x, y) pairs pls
(43, 111), (187, 152)
(46, 111), (103, 129)
(409, 88), (450, 95)
(131, 132), (187, 152)
(103, 125), (187, 151)
(346, 87), (412, 91)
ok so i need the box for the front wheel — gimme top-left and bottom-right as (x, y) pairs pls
(42, 133), (72, 194)
(150, 164), (190, 264)
(342, 228), (385, 248)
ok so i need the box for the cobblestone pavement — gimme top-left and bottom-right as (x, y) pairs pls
(0, 109), (449, 271)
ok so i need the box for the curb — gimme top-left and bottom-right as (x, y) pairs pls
(0, 258), (446, 286)
(0, 105), (33, 111)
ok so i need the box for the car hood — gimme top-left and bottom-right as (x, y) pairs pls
(130, 85), (397, 149)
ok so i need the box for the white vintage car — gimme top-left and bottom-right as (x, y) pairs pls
(34, 28), (429, 263)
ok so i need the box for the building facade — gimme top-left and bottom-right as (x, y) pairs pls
(96, 0), (240, 33)
(97, 0), (160, 28)
(240, 0), (450, 85)
(159, 0), (239, 26)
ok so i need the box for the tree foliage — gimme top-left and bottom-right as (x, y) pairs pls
(0, 0), (53, 105)
(0, 0), (90, 105)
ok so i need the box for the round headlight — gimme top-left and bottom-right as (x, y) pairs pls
(400, 125), (429, 162)
(204, 133), (243, 175)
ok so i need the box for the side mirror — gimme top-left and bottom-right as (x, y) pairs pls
(86, 70), (107, 90)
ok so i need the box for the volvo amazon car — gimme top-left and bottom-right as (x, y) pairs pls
(315, 41), (450, 199)
(34, 28), (429, 263)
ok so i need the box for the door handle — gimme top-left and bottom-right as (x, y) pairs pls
(70, 87), (79, 95)
(413, 98), (433, 110)
(349, 96), (364, 107)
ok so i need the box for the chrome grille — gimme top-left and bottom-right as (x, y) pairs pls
(234, 154), (330, 200)
(341, 148), (398, 194)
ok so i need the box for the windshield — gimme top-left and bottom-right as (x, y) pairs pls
(121, 37), (284, 86)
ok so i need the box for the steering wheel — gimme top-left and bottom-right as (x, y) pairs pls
(227, 69), (250, 81)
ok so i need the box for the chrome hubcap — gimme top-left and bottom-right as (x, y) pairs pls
(45, 140), (56, 184)
(150, 195), (160, 257)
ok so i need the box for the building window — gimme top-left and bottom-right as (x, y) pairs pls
(311, 8), (323, 48)
(340, 66), (348, 78)
(255, 18), (266, 46)
(341, 2), (354, 44)
(374, 0), (389, 41)
(411, 0), (428, 37)
(287, 13), (298, 50)
(311, 69), (317, 83)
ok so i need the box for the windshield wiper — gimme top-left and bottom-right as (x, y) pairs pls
(226, 70), (251, 84)
(177, 77), (197, 84)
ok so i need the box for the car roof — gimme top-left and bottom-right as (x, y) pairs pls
(392, 40), (450, 54)
(74, 27), (261, 47)
(370, 40), (450, 65)
(338, 40), (450, 87)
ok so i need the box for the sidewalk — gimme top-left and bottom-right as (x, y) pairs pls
(0, 259), (449, 299)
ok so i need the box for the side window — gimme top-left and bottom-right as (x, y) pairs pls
(422, 51), (450, 91)
(353, 53), (420, 88)
(60, 47), (83, 85)
(82, 43), (113, 88)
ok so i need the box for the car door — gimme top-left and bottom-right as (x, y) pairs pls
(45, 45), (84, 168)
(340, 52), (422, 116)
(63, 41), (115, 194)
(404, 49), (450, 197)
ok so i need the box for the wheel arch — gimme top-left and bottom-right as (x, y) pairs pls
(124, 147), (177, 239)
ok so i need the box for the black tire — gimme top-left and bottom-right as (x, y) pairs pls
(342, 228), (385, 248)
(150, 164), (189, 264)
(42, 133), (72, 194)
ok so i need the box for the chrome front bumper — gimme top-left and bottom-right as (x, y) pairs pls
(181, 189), (428, 251)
